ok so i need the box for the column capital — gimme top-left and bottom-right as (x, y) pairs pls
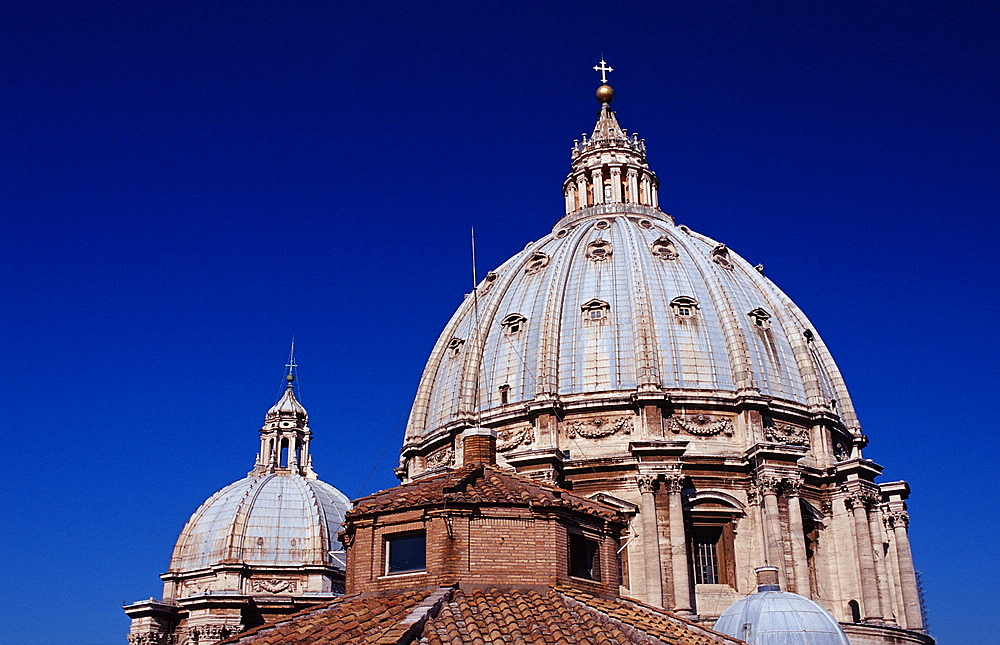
(885, 509), (910, 529)
(636, 473), (659, 493)
(663, 473), (684, 493)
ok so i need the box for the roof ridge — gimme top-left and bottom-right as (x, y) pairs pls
(373, 587), (453, 644)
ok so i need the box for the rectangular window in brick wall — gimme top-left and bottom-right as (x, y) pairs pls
(568, 533), (599, 580)
(385, 531), (426, 574)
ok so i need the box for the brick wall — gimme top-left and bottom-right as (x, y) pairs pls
(345, 505), (621, 596)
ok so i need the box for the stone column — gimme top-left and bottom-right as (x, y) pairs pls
(626, 169), (639, 204)
(609, 167), (623, 202)
(640, 176), (650, 205)
(886, 511), (923, 630)
(636, 474), (664, 607)
(576, 175), (588, 207)
(847, 491), (883, 622)
(867, 503), (896, 625)
(758, 476), (785, 581)
(665, 474), (693, 615)
(591, 169), (604, 204)
(785, 479), (812, 596)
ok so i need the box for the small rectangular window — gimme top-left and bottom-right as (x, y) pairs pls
(691, 526), (722, 584)
(568, 533), (599, 580)
(385, 531), (426, 574)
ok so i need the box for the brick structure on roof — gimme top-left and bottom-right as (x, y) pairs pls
(217, 430), (746, 645)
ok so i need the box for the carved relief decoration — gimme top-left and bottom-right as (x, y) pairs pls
(668, 414), (733, 437)
(566, 415), (633, 439)
(184, 624), (242, 643)
(764, 422), (809, 446)
(249, 578), (298, 594)
(425, 446), (454, 469)
(496, 426), (533, 452)
(129, 634), (178, 645)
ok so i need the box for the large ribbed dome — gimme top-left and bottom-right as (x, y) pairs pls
(169, 472), (350, 571)
(405, 204), (858, 446)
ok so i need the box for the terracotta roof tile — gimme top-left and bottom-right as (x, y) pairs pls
(218, 586), (746, 645)
(350, 465), (624, 522)
(217, 589), (433, 645)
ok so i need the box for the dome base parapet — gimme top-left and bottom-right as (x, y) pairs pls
(554, 203), (669, 230)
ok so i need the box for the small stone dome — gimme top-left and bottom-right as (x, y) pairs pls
(169, 472), (350, 571)
(713, 589), (851, 645)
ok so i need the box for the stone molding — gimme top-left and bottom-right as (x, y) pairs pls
(763, 422), (809, 446)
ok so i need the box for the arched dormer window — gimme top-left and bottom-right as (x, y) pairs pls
(500, 313), (526, 335)
(748, 307), (771, 330)
(670, 296), (699, 318)
(651, 236), (678, 260)
(581, 299), (610, 321)
(684, 494), (743, 587)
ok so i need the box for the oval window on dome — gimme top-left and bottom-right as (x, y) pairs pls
(595, 219), (611, 230)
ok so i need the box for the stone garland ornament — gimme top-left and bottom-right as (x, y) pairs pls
(764, 422), (810, 446)
(425, 446), (455, 469)
(566, 415), (633, 439)
(496, 426), (534, 452)
(668, 414), (733, 437)
(250, 578), (298, 594)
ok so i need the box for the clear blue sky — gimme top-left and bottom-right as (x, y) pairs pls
(2, 2), (997, 644)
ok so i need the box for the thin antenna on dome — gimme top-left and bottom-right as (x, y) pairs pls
(471, 227), (483, 428)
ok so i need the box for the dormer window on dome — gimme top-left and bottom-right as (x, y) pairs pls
(501, 313), (526, 335)
(748, 308), (771, 330)
(711, 244), (734, 269)
(524, 251), (550, 275)
(447, 337), (465, 355)
(670, 296), (699, 318)
(651, 236), (678, 260)
(586, 239), (613, 262)
(582, 299), (610, 321)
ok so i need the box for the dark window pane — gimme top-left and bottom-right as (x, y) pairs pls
(387, 532), (426, 574)
(691, 527), (721, 584)
(569, 533), (599, 580)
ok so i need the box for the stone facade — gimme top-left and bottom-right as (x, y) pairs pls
(399, 84), (930, 645)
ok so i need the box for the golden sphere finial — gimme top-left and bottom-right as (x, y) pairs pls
(596, 84), (614, 104)
(286, 373), (295, 383)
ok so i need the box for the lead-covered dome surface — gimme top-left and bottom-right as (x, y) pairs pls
(169, 472), (350, 571)
(713, 590), (851, 645)
(405, 204), (859, 443)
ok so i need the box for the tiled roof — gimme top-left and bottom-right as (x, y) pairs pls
(350, 464), (625, 522)
(220, 586), (746, 645)
(217, 589), (434, 645)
